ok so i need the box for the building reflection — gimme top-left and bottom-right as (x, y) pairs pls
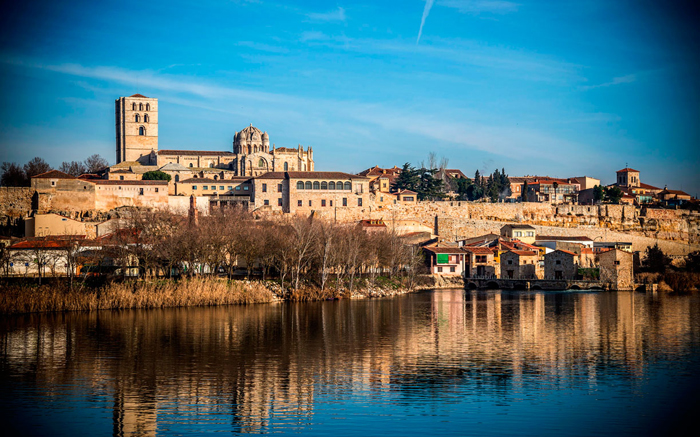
(1, 290), (699, 435)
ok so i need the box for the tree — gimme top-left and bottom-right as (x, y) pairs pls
(23, 157), (52, 179)
(84, 154), (109, 173)
(593, 185), (604, 203)
(0, 162), (27, 186)
(645, 243), (669, 273)
(604, 186), (623, 204)
(142, 170), (171, 181)
(392, 163), (419, 193)
(455, 177), (473, 201)
(59, 161), (88, 177)
(522, 181), (529, 202)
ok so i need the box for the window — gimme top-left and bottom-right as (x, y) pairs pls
(144, 114), (149, 123)
(309, 200), (312, 207)
(330, 200), (333, 207)
(336, 181), (343, 190)
(227, 186), (232, 190)
(284, 162), (288, 171)
(235, 186), (240, 191)
(189, 163), (193, 168)
(344, 182), (351, 190)
(614, 260), (620, 265)
(139, 126), (145, 135)
(450, 266), (456, 273)
(219, 186), (224, 190)
(135, 114), (140, 122)
(209, 186), (214, 190)
(380, 196), (383, 202)
(297, 181), (304, 190)
(139, 188), (144, 195)
(278, 198), (282, 206)
(145, 103), (150, 111)
(258, 158), (265, 168)
(203, 186), (208, 190)
(556, 260), (561, 265)
(321, 200), (326, 207)
(278, 184), (282, 192)
(403, 196), (414, 202)
(329, 181), (335, 190)
(437, 267), (443, 273)
(155, 188), (159, 193)
(313, 181), (320, 190)
(262, 183), (267, 193)
(243, 186), (249, 191)
(358, 198), (362, 207)
(264, 200), (269, 206)
(321, 181), (328, 190)
(298, 200), (302, 207)
(132, 103), (137, 110)
(526, 231), (534, 237)
(342, 198), (347, 206)
(175, 175), (179, 182)
(51, 181), (56, 186)
(305, 181), (312, 190)
(193, 186), (197, 190)
(508, 260), (513, 265)
(120, 176), (124, 181)
(514, 231), (522, 237)
(139, 103), (143, 110)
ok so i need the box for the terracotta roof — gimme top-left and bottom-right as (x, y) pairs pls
(78, 174), (102, 180)
(444, 169), (467, 178)
(129, 94), (149, 98)
(662, 189), (691, 196)
(549, 249), (577, 256)
(256, 171), (364, 180)
(423, 246), (465, 254)
(360, 220), (387, 227)
(507, 250), (538, 257)
(358, 166), (402, 177)
(462, 247), (495, 254)
(32, 170), (75, 179)
(617, 168), (639, 173)
(158, 150), (235, 156)
(503, 224), (536, 230)
(397, 189), (418, 195)
(536, 235), (592, 242)
(92, 180), (168, 185)
(581, 248), (595, 254)
(639, 182), (661, 190)
(9, 237), (85, 250)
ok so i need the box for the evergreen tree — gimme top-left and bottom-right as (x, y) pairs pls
(392, 163), (419, 193)
(142, 170), (172, 181)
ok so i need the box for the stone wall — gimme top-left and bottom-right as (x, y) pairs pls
(0, 187), (33, 218)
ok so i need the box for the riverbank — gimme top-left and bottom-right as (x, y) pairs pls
(0, 276), (421, 315)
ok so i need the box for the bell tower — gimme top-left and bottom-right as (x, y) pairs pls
(115, 94), (158, 164)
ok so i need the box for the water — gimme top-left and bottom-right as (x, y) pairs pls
(2, 289), (699, 436)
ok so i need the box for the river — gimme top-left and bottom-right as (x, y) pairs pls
(1, 289), (699, 436)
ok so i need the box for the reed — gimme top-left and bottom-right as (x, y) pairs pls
(0, 278), (275, 314)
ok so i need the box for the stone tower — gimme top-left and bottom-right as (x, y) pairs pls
(115, 94), (158, 164)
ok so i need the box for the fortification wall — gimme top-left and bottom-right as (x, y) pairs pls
(0, 187), (33, 218)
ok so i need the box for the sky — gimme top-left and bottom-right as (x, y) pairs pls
(0, 0), (698, 194)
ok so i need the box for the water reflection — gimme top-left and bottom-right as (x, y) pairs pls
(1, 290), (699, 436)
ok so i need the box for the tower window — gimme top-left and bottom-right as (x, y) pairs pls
(258, 158), (265, 168)
(144, 114), (149, 123)
(139, 126), (145, 135)
(145, 103), (150, 111)
(139, 103), (143, 111)
(284, 162), (288, 171)
(132, 103), (136, 110)
(135, 114), (140, 122)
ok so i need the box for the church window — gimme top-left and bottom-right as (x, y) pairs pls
(139, 103), (143, 110)
(135, 114), (140, 122)
(132, 103), (136, 110)
(344, 182), (351, 190)
(297, 181), (304, 190)
(321, 181), (328, 190)
(284, 162), (288, 171)
(144, 114), (149, 123)
(313, 181), (320, 190)
(139, 126), (145, 135)
(258, 158), (265, 168)
(337, 181), (343, 190)
(329, 182), (335, 190)
(305, 181), (312, 190)
(145, 103), (150, 111)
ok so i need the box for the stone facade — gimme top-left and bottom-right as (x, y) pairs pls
(599, 249), (634, 290)
(463, 247), (498, 278)
(500, 250), (540, 279)
(423, 246), (466, 276)
(544, 250), (578, 280)
(115, 94), (158, 164)
(500, 224), (536, 244)
(93, 180), (169, 211)
(232, 125), (314, 177)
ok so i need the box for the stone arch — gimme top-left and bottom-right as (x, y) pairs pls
(305, 181), (312, 190)
(466, 282), (478, 290)
(532, 284), (543, 290)
(297, 181), (304, 190)
(485, 281), (499, 289)
(343, 181), (351, 190)
(329, 181), (336, 190)
(313, 181), (320, 190)
(568, 284), (581, 290)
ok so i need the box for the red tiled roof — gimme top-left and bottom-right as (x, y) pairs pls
(617, 168), (639, 173)
(358, 166), (402, 177)
(553, 249), (577, 256)
(32, 170), (75, 179)
(507, 250), (538, 256)
(397, 189), (418, 195)
(663, 189), (691, 196)
(130, 94), (148, 98)
(423, 246), (465, 254)
(92, 180), (168, 185)
(9, 236), (85, 250)
(639, 182), (661, 190)
(536, 235), (592, 242)
(158, 149), (235, 156)
(463, 247), (495, 254)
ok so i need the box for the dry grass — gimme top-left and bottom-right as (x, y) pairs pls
(0, 278), (276, 315)
(287, 286), (347, 302)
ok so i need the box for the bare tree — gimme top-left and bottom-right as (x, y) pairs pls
(24, 157), (52, 179)
(290, 216), (318, 290)
(84, 154), (109, 173)
(59, 161), (88, 177)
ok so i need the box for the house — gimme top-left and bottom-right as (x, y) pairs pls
(658, 189), (692, 206)
(24, 213), (91, 238)
(5, 236), (84, 277)
(463, 247), (498, 278)
(535, 235), (593, 251)
(525, 178), (579, 204)
(175, 177), (253, 208)
(500, 250), (540, 279)
(423, 246), (466, 276)
(594, 241), (632, 253)
(598, 249), (634, 290)
(358, 166), (402, 193)
(396, 190), (418, 202)
(359, 219), (387, 233)
(500, 224), (536, 245)
(544, 250), (578, 279)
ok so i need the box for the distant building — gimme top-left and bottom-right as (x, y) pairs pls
(463, 247), (498, 278)
(535, 235), (593, 251)
(423, 246), (466, 276)
(500, 224), (536, 245)
(544, 249), (578, 279)
(115, 94), (158, 165)
(500, 250), (540, 279)
(598, 249), (634, 290)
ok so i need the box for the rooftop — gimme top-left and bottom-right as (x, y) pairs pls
(159, 149), (235, 156)
(32, 170), (75, 179)
(617, 167), (640, 173)
(536, 235), (592, 242)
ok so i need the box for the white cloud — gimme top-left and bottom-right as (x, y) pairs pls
(438, 0), (519, 14)
(417, 0), (435, 44)
(581, 74), (636, 90)
(307, 7), (346, 22)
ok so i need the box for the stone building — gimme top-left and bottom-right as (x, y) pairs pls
(463, 247), (497, 278)
(543, 249), (578, 280)
(232, 125), (314, 177)
(500, 250), (540, 279)
(500, 224), (536, 244)
(25, 213), (90, 238)
(599, 249), (634, 290)
(115, 94), (158, 165)
(252, 172), (370, 215)
(423, 246), (466, 276)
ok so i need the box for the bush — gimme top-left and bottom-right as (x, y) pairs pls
(142, 170), (171, 181)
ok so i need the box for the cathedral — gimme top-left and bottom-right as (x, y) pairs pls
(114, 94), (314, 177)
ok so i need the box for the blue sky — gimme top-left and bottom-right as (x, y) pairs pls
(0, 0), (698, 194)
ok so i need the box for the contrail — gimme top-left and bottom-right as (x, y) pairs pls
(416, 0), (435, 44)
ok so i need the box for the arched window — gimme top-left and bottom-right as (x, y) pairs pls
(209, 163), (214, 168)
(132, 103), (136, 110)
(145, 103), (150, 111)
(135, 114), (140, 122)
(329, 181), (336, 190)
(284, 162), (288, 171)
(214, 175), (218, 180)
(313, 181), (320, 190)
(305, 181), (312, 190)
(321, 181), (328, 190)
(297, 181), (304, 190)
(144, 114), (149, 123)
(336, 181), (343, 190)
(139, 126), (145, 136)
(139, 103), (143, 110)
(344, 182), (351, 190)
(258, 158), (265, 168)
(189, 163), (193, 168)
